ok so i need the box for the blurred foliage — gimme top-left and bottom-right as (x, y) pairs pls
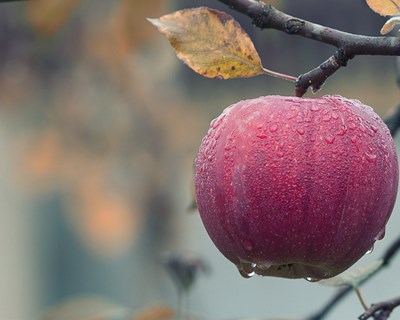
(2, 0), (204, 259)
(26, 0), (81, 36)
(40, 296), (129, 320)
(133, 305), (175, 320)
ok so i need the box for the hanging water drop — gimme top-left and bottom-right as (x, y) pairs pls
(365, 244), (374, 255)
(375, 228), (386, 241)
(238, 269), (255, 278)
(237, 261), (256, 278)
(305, 277), (320, 282)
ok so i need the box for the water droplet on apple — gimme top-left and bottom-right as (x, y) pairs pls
(237, 261), (256, 278)
(375, 228), (386, 241)
(269, 124), (278, 132)
(214, 115), (226, 128)
(325, 135), (335, 144)
(277, 151), (284, 158)
(310, 104), (320, 111)
(305, 277), (320, 282)
(348, 122), (357, 130)
(365, 244), (374, 255)
(371, 125), (378, 133)
(243, 239), (254, 251)
(336, 125), (347, 136)
(365, 152), (377, 163)
(296, 128), (305, 135)
(238, 269), (254, 278)
(210, 118), (217, 128)
(332, 112), (339, 120)
(359, 124), (367, 133)
(322, 114), (331, 122)
(350, 135), (357, 143)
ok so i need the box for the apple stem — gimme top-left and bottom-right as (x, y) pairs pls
(354, 286), (369, 311)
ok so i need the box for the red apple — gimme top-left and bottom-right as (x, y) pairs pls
(194, 95), (398, 280)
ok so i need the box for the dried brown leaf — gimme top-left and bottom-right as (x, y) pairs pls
(366, 0), (400, 16)
(148, 7), (266, 79)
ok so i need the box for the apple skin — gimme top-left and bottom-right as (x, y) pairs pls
(194, 95), (398, 280)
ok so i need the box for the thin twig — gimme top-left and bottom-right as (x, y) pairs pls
(217, 0), (400, 95)
(359, 296), (400, 320)
(305, 234), (400, 320)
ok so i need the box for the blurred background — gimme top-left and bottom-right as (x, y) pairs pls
(0, 0), (399, 319)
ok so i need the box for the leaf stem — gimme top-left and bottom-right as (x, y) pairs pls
(262, 67), (297, 82)
(217, 0), (400, 95)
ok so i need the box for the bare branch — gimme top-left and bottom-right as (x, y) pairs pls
(359, 296), (400, 320)
(295, 51), (347, 97)
(217, 0), (400, 95)
(305, 234), (400, 320)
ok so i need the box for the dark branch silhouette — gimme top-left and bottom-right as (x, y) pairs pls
(217, 0), (400, 96)
(305, 235), (400, 320)
(359, 296), (400, 320)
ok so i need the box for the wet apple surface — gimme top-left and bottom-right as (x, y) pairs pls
(195, 95), (398, 280)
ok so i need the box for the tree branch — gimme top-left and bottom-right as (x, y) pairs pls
(217, 0), (400, 96)
(359, 296), (400, 320)
(305, 234), (400, 320)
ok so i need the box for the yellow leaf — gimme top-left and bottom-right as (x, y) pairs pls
(148, 7), (266, 79)
(366, 0), (400, 16)
(380, 15), (400, 34)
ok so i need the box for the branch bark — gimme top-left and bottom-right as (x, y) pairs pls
(217, 0), (400, 96)
(359, 296), (400, 320)
(305, 234), (400, 320)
